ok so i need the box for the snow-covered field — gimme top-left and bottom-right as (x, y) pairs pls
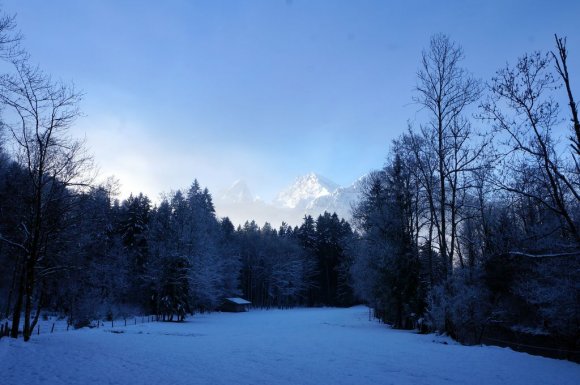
(1, 306), (578, 385)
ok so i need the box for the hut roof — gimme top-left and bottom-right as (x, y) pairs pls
(225, 297), (251, 305)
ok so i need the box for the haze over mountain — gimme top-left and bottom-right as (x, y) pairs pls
(219, 180), (254, 204)
(214, 172), (364, 227)
(274, 173), (339, 209)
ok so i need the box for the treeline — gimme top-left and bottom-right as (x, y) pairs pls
(348, 34), (579, 358)
(0, 11), (360, 341)
(0, 167), (356, 337)
(0, 8), (578, 359)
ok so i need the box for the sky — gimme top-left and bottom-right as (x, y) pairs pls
(2, 0), (579, 204)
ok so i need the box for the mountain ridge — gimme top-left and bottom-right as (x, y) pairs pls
(215, 172), (365, 227)
(274, 172), (339, 209)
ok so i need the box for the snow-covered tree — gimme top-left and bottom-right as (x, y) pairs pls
(351, 158), (422, 328)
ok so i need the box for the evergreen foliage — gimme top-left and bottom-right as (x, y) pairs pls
(0, 9), (577, 360)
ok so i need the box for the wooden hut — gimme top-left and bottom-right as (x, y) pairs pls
(220, 297), (251, 312)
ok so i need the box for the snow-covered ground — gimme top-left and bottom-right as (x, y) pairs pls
(1, 306), (578, 385)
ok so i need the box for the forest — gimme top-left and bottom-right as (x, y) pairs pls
(0, 10), (578, 360)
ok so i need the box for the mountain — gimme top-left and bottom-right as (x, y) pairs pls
(220, 180), (254, 204)
(274, 172), (339, 209)
(214, 172), (364, 227)
(305, 174), (366, 221)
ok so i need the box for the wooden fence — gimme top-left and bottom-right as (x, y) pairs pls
(0, 315), (159, 339)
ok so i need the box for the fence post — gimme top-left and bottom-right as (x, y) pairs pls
(51, 323), (55, 333)
(124, 318), (127, 327)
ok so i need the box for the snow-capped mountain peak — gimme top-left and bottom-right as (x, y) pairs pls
(274, 172), (339, 209)
(304, 174), (367, 219)
(220, 180), (254, 203)
(214, 173), (364, 227)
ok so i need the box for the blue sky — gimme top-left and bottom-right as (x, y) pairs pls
(4, 0), (579, 202)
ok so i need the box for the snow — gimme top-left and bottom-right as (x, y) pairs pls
(305, 176), (365, 221)
(275, 172), (339, 209)
(219, 180), (254, 204)
(225, 297), (251, 305)
(3, 307), (576, 385)
(214, 172), (362, 227)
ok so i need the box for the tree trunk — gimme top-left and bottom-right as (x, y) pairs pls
(29, 287), (43, 338)
(5, 253), (21, 319)
(23, 258), (34, 341)
(9, 268), (25, 338)
(553, 35), (580, 157)
(438, 113), (448, 278)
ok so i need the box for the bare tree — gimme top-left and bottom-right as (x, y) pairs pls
(0, 11), (21, 152)
(552, 35), (580, 162)
(414, 34), (481, 276)
(396, 130), (439, 285)
(482, 48), (580, 245)
(0, 12), (22, 61)
(0, 58), (93, 340)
